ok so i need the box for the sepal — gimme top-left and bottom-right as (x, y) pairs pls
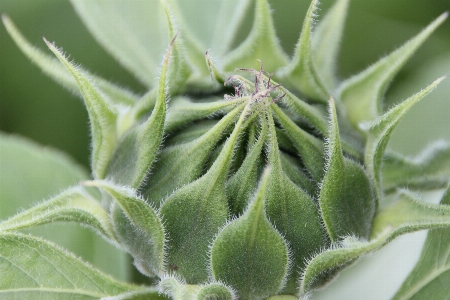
(210, 167), (290, 299)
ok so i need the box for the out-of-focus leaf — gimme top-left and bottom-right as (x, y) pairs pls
(45, 38), (118, 180)
(383, 141), (450, 192)
(223, 0), (288, 72)
(363, 76), (447, 201)
(392, 186), (450, 300)
(196, 283), (235, 300)
(0, 133), (129, 281)
(278, 0), (328, 101)
(102, 287), (167, 300)
(70, 0), (175, 87)
(312, 0), (349, 91)
(0, 232), (141, 299)
(339, 13), (448, 128)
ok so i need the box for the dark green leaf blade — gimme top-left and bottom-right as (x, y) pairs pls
(0, 233), (141, 299)
(210, 168), (290, 299)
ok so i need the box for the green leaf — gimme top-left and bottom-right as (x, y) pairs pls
(338, 13), (448, 128)
(165, 96), (242, 133)
(210, 167), (289, 300)
(301, 191), (450, 295)
(159, 276), (185, 300)
(278, 0), (328, 101)
(0, 186), (114, 240)
(0, 133), (129, 281)
(364, 76), (447, 201)
(196, 283), (235, 300)
(319, 99), (376, 241)
(44, 38), (118, 180)
(172, 0), (251, 58)
(143, 103), (245, 207)
(0, 232), (141, 298)
(160, 103), (250, 283)
(265, 109), (325, 293)
(86, 181), (166, 278)
(272, 103), (324, 181)
(70, 0), (179, 87)
(227, 117), (267, 216)
(106, 38), (173, 188)
(1, 15), (139, 106)
(392, 186), (450, 300)
(311, 0), (349, 91)
(382, 141), (450, 192)
(223, 0), (288, 72)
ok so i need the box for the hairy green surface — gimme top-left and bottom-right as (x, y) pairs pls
(1, 0), (449, 299)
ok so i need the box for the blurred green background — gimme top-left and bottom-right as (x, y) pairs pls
(1, 0), (449, 166)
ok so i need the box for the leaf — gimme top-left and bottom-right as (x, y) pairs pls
(278, 0), (328, 101)
(210, 167), (289, 299)
(223, 0), (288, 72)
(364, 76), (447, 201)
(227, 117), (267, 217)
(1, 15), (139, 106)
(106, 38), (173, 188)
(392, 186), (450, 300)
(86, 181), (166, 278)
(300, 190), (450, 295)
(382, 141), (450, 192)
(160, 103), (251, 283)
(165, 119), (218, 147)
(265, 109), (325, 293)
(338, 13), (448, 128)
(142, 103), (245, 207)
(70, 0), (187, 88)
(272, 103), (324, 181)
(165, 96), (242, 132)
(311, 0), (349, 91)
(159, 276), (185, 300)
(0, 133), (129, 281)
(0, 186), (114, 240)
(0, 232), (141, 298)
(44, 38), (118, 180)
(319, 99), (376, 242)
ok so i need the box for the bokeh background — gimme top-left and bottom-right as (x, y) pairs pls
(1, 0), (449, 298)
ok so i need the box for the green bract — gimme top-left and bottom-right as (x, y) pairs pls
(1, 0), (449, 299)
